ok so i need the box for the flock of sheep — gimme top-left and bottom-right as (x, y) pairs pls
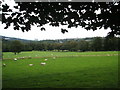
(3, 55), (56, 67)
(29, 59), (47, 66)
(29, 59), (48, 66)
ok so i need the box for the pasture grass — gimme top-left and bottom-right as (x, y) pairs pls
(2, 51), (119, 88)
(3, 51), (118, 59)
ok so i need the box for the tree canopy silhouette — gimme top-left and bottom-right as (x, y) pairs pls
(2, 2), (120, 37)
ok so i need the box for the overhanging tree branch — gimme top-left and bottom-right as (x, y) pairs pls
(2, 2), (120, 37)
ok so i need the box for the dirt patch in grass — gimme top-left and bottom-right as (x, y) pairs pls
(3, 54), (119, 60)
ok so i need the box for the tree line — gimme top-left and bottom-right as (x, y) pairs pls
(2, 37), (120, 54)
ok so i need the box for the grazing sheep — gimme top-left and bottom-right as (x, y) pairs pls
(44, 59), (48, 61)
(14, 58), (17, 61)
(53, 57), (56, 59)
(28, 56), (32, 59)
(3, 63), (6, 67)
(40, 62), (46, 65)
(29, 64), (33, 66)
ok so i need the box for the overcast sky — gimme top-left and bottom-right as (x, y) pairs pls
(0, 22), (111, 40)
(0, 0), (111, 40)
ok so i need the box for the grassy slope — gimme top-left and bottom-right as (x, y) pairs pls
(2, 51), (118, 88)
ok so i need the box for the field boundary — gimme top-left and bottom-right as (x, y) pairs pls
(2, 54), (119, 60)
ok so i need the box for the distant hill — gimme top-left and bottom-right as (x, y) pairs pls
(1, 35), (94, 43)
(1, 36), (32, 43)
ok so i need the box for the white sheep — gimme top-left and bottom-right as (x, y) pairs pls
(53, 57), (55, 59)
(40, 62), (46, 65)
(29, 64), (33, 66)
(3, 63), (6, 67)
(14, 58), (17, 61)
(44, 59), (48, 61)
(28, 56), (32, 59)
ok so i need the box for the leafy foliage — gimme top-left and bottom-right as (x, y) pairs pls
(11, 40), (23, 54)
(2, 2), (120, 36)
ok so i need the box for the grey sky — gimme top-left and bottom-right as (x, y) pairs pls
(0, 22), (111, 40)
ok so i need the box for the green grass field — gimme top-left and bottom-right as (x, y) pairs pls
(2, 51), (119, 88)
